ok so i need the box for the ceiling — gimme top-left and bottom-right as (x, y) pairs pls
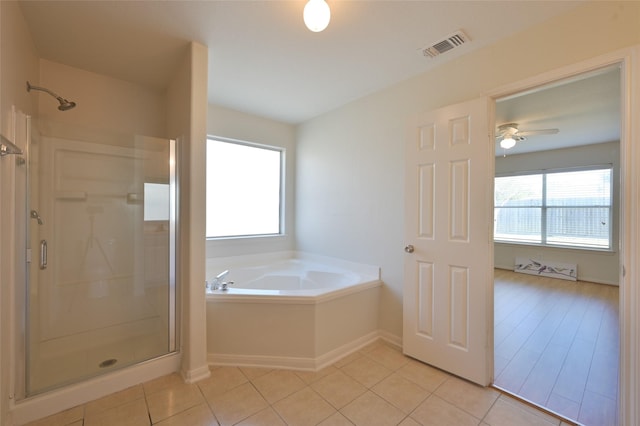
(18, 1), (619, 155)
(495, 66), (621, 156)
(18, 0), (586, 125)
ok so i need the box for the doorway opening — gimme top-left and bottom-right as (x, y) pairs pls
(491, 65), (622, 425)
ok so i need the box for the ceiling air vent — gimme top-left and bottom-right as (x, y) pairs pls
(420, 30), (470, 58)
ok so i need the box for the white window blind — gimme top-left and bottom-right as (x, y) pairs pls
(494, 167), (612, 249)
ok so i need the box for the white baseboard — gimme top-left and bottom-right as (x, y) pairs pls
(181, 364), (211, 383)
(378, 330), (402, 349)
(574, 275), (619, 286)
(208, 353), (317, 371)
(314, 331), (380, 370)
(208, 330), (402, 372)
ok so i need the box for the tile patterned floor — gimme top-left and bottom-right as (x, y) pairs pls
(25, 340), (574, 426)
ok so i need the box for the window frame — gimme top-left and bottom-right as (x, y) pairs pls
(205, 136), (285, 240)
(494, 164), (613, 251)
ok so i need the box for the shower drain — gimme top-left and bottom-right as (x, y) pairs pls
(99, 358), (118, 368)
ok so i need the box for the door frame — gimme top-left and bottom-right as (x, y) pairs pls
(485, 46), (639, 426)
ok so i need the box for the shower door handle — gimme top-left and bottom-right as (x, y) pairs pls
(40, 239), (47, 270)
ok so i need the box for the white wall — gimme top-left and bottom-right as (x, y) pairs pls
(36, 59), (166, 141)
(296, 1), (640, 340)
(206, 104), (296, 259)
(495, 142), (620, 285)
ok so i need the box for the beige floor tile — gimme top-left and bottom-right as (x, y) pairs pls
(146, 382), (205, 424)
(84, 398), (150, 426)
(251, 369), (306, 404)
(239, 366), (273, 381)
(154, 403), (217, 426)
(198, 366), (248, 399)
(235, 407), (286, 426)
(332, 351), (364, 368)
(206, 382), (269, 426)
(434, 376), (499, 419)
(398, 417), (421, 426)
(365, 343), (410, 371)
(25, 350), (574, 426)
(409, 395), (479, 426)
(341, 355), (392, 388)
(23, 405), (84, 426)
(317, 412), (355, 426)
(396, 359), (450, 392)
(371, 372), (431, 413)
(143, 372), (185, 396)
(311, 370), (367, 409)
(483, 396), (560, 426)
(341, 391), (406, 426)
(358, 340), (388, 354)
(273, 386), (336, 425)
(84, 384), (144, 417)
(294, 365), (339, 384)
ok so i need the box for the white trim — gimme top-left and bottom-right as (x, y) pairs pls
(484, 47), (633, 100)
(180, 364), (211, 384)
(10, 353), (180, 425)
(208, 331), (393, 372)
(487, 46), (639, 426)
(620, 45), (639, 426)
(209, 353), (317, 371)
(378, 330), (402, 349)
(314, 331), (381, 370)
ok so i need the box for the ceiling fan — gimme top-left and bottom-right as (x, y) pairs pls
(496, 122), (559, 149)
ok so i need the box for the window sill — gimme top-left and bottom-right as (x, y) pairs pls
(494, 240), (616, 255)
(207, 233), (286, 242)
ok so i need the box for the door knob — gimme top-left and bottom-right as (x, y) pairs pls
(404, 244), (415, 253)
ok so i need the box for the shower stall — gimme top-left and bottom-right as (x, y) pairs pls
(19, 83), (178, 396)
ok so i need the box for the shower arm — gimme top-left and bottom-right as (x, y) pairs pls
(27, 81), (62, 100)
(26, 81), (76, 111)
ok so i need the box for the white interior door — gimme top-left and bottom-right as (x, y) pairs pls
(403, 97), (493, 386)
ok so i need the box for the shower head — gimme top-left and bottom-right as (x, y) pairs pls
(26, 81), (76, 111)
(57, 98), (76, 111)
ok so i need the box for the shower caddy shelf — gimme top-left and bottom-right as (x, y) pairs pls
(0, 133), (23, 157)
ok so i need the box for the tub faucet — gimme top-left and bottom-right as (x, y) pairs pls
(207, 270), (233, 291)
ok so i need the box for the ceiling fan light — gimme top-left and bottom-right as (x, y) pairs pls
(500, 137), (516, 149)
(304, 0), (331, 32)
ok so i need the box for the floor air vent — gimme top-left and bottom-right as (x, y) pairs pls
(420, 30), (470, 58)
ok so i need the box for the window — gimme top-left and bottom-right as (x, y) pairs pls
(206, 138), (282, 238)
(494, 167), (612, 250)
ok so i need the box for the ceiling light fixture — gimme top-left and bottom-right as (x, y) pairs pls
(304, 0), (330, 32)
(500, 137), (516, 150)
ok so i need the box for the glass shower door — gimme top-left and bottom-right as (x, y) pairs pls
(27, 133), (176, 395)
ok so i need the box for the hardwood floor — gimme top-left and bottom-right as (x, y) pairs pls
(493, 268), (619, 426)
